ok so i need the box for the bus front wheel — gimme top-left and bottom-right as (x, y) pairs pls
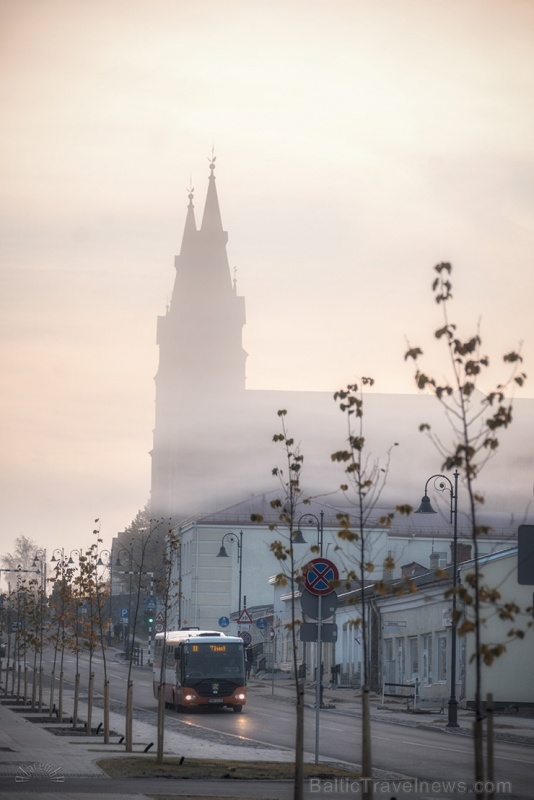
(233, 705), (243, 713)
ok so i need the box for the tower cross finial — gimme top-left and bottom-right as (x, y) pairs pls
(186, 176), (194, 204)
(208, 146), (216, 172)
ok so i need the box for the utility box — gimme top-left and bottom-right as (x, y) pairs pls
(518, 524), (534, 585)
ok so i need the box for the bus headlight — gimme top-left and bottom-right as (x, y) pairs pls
(235, 692), (246, 701)
(184, 693), (195, 702)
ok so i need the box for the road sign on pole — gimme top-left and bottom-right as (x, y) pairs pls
(239, 630), (252, 646)
(237, 608), (253, 625)
(304, 558), (339, 596)
(301, 587), (338, 620)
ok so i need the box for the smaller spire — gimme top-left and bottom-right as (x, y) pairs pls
(180, 180), (197, 253)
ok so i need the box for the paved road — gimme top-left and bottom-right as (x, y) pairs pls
(2, 647), (533, 799)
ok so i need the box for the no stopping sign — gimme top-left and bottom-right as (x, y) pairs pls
(304, 558), (338, 596)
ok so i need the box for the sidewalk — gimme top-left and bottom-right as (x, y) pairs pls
(0, 679), (298, 799)
(259, 675), (534, 745)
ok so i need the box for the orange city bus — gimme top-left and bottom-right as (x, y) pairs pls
(153, 628), (247, 713)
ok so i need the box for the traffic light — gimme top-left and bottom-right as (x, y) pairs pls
(146, 611), (154, 625)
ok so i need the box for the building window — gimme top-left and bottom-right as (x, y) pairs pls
(395, 637), (405, 685)
(384, 638), (394, 684)
(422, 633), (432, 685)
(408, 636), (418, 681)
(436, 632), (447, 683)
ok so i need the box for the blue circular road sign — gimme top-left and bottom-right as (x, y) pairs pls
(219, 616), (230, 628)
(239, 630), (252, 646)
(304, 558), (339, 596)
(256, 617), (268, 630)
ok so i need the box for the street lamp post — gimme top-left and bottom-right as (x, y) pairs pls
(31, 551), (47, 594)
(415, 470), (460, 728)
(114, 547), (155, 664)
(31, 551), (47, 710)
(297, 510), (324, 766)
(217, 531), (244, 621)
(114, 547), (135, 657)
(96, 550), (113, 645)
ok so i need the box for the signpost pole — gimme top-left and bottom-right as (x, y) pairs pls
(147, 574), (154, 665)
(315, 511), (324, 764)
(301, 512), (338, 767)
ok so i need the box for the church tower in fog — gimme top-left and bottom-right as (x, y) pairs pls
(151, 158), (247, 520)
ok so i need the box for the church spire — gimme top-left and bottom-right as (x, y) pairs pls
(200, 155), (224, 234)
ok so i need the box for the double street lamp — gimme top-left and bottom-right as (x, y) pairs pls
(96, 550), (114, 645)
(415, 470), (460, 728)
(113, 547), (155, 664)
(217, 531), (244, 619)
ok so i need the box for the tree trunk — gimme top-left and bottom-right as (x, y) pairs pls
(73, 673), (80, 728)
(362, 684), (373, 799)
(38, 667), (43, 711)
(48, 669), (55, 719)
(474, 716), (485, 800)
(86, 672), (94, 734)
(486, 694), (494, 799)
(156, 684), (165, 764)
(104, 680), (110, 744)
(294, 679), (304, 800)
(125, 680), (133, 752)
(58, 671), (64, 723)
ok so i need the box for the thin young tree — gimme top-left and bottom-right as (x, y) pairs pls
(73, 542), (102, 734)
(251, 410), (309, 800)
(21, 574), (47, 710)
(331, 379), (398, 800)
(405, 261), (527, 797)
(48, 558), (77, 721)
(156, 527), (180, 764)
(120, 518), (164, 752)
(91, 524), (113, 743)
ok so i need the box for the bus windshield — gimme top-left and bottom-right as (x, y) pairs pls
(182, 641), (245, 683)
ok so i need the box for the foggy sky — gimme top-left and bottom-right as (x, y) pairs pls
(1, 0), (533, 565)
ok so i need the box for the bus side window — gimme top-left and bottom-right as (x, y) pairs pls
(174, 647), (181, 660)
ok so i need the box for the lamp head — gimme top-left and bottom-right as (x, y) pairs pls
(217, 545), (230, 558)
(415, 494), (438, 514)
(292, 530), (307, 544)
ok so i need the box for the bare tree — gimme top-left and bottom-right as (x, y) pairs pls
(1, 536), (39, 574)
(252, 410), (309, 800)
(156, 528), (180, 764)
(331, 379), (398, 800)
(405, 261), (527, 797)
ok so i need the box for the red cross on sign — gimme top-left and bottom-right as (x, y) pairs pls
(304, 558), (338, 596)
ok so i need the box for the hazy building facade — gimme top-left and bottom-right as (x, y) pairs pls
(150, 160), (533, 530)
